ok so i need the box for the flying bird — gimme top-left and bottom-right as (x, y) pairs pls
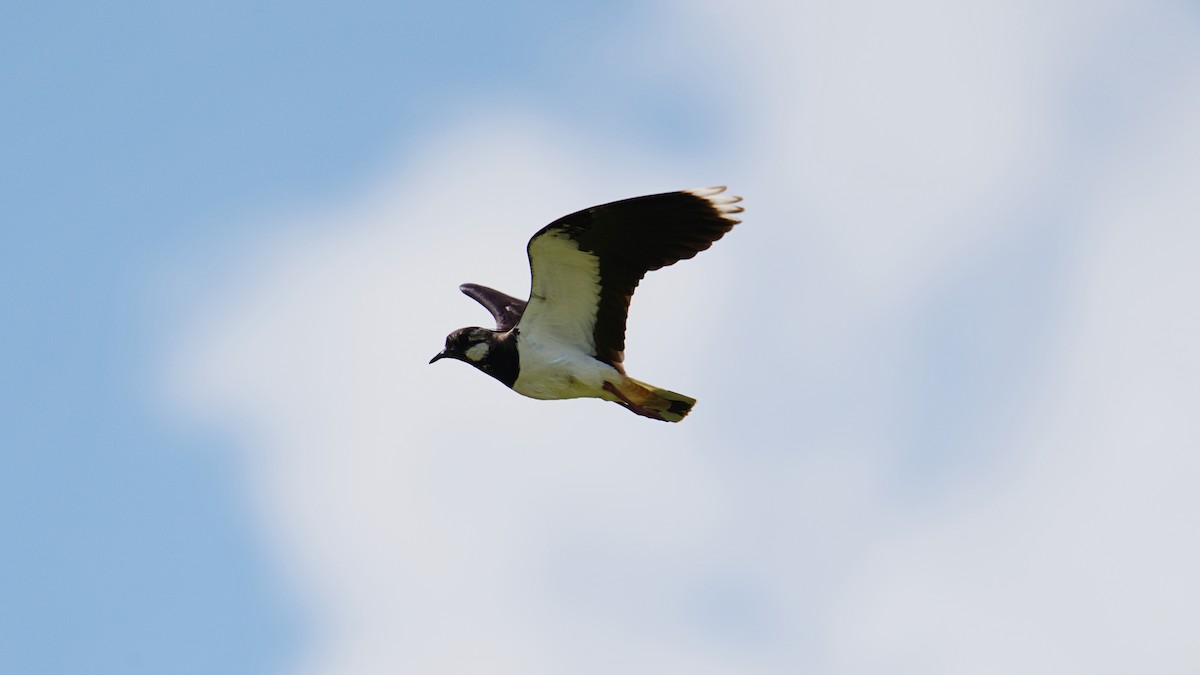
(430, 187), (742, 422)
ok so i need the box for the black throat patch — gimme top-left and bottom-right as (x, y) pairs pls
(473, 330), (520, 388)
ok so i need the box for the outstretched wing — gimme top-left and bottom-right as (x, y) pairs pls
(517, 186), (742, 369)
(459, 283), (528, 332)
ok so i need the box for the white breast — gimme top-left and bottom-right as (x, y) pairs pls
(512, 333), (618, 401)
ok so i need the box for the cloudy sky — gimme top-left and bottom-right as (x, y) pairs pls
(4, 0), (1199, 673)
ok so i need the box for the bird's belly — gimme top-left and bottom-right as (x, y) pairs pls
(513, 342), (615, 401)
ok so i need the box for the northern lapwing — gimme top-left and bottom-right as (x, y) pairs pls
(430, 187), (742, 422)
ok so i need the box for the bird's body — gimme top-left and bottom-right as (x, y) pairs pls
(431, 187), (742, 422)
(512, 331), (614, 401)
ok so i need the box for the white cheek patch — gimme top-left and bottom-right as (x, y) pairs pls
(465, 342), (490, 362)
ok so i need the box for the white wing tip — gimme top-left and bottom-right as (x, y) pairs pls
(686, 185), (744, 217)
(688, 185), (727, 197)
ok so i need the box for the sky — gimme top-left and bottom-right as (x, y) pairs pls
(3, 0), (1199, 674)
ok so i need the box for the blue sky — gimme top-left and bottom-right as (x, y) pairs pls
(1, 2), (655, 673)
(4, 1), (1200, 674)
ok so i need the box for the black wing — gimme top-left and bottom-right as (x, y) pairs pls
(518, 187), (742, 369)
(459, 283), (528, 332)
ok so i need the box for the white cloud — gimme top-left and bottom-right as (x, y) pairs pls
(170, 1), (1200, 673)
(829, 81), (1200, 675)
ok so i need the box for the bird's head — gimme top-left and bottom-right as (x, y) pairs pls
(429, 327), (496, 366)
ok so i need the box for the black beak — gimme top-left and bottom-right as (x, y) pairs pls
(429, 351), (448, 364)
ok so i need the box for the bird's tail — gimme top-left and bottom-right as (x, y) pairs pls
(627, 378), (697, 423)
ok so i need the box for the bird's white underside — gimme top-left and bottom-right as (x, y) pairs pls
(512, 333), (621, 401)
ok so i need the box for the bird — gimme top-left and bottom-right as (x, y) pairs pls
(430, 186), (742, 422)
